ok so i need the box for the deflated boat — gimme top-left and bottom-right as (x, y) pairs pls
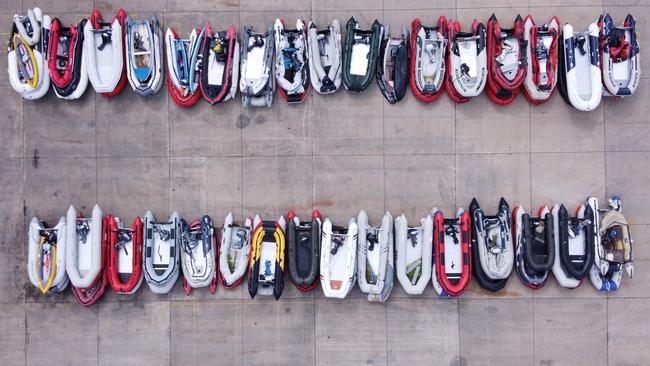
(470, 198), (514, 292)
(218, 213), (252, 288)
(28, 216), (68, 294)
(48, 18), (89, 100)
(433, 208), (471, 296)
(239, 25), (275, 108)
(180, 215), (217, 295)
(200, 24), (240, 104)
(125, 16), (163, 96)
(445, 19), (487, 103)
(394, 212), (432, 296)
(590, 196), (634, 291)
(274, 19), (310, 103)
(513, 206), (555, 289)
(410, 17), (447, 103)
(287, 210), (321, 291)
(165, 27), (203, 107)
(7, 8), (51, 100)
(522, 16), (559, 104)
(248, 215), (286, 299)
(551, 201), (595, 288)
(105, 214), (143, 294)
(486, 14), (526, 105)
(143, 211), (181, 294)
(84, 9), (127, 96)
(307, 20), (342, 94)
(320, 217), (358, 299)
(66, 204), (107, 306)
(357, 211), (394, 302)
(342, 17), (382, 93)
(377, 26), (410, 104)
(557, 22), (602, 111)
(599, 13), (641, 97)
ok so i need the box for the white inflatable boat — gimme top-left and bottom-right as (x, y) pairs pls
(558, 23), (602, 111)
(125, 15), (163, 96)
(218, 212), (252, 289)
(307, 20), (342, 94)
(84, 9), (127, 96)
(7, 8), (51, 100)
(522, 16), (560, 104)
(143, 211), (181, 294)
(274, 19), (310, 103)
(180, 216), (217, 294)
(320, 217), (358, 299)
(599, 13), (641, 98)
(28, 216), (68, 294)
(239, 25), (275, 108)
(66, 204), (103, 289)
(590, 196), (634, 291)
(357, 211), (394, 302)
(445, 19), (487, 103)
(410, 17), (447, 103)
(394, 212), (432, 296)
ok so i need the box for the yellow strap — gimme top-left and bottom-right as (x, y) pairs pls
(13, 34), (39, 88)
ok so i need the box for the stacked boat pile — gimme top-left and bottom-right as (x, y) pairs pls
(8, 9), (640, 110)
(28, 196), (634, 305)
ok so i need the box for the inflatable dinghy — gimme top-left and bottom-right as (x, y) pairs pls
(218, 213), (252, 288)
(432, 208), (471, 296)
(28, 216), (68, 294)
(445, 19), (487, 103)
(320, 217), (358, 299)
(590, 196), (634, 291)
(599, 14), (641, 97)
(7, 8), (51, 100)
(248, 215), (286, 299)
(48, 18), (88, 100)
(287, 210), (321, 291)
(66, 205), (107, 306)
(513, 206), (555, 289)
(143, 211), (181, 294)
(557, 22), (602, 111)
(125, 16), (163, 96)
(307, 20), (342, 94)
(180, 216), (217, 295)
(274, 19), (310, 103)
(522, 16), (560, 104)
(342, 17), (382, 93)
(486, 14), (526, 105)
(377, 26), (410, 104)
(394, 213), (433, 296)
(200, 24), (240, 104)
(469, 198), (514, 292)
(551, 202), (595, 288)
(239, 25), (275, 108)
(166, 27), (203, 107)
(410, 17), (447, 103)
(105, 214), (143, 294)
(84, 9), (127, 96)
(357, 211), (394, 302)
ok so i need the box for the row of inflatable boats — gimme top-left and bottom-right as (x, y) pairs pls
(28, 196), (634, 306)
(9, 9), (640, 111)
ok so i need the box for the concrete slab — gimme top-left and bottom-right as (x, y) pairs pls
(26, 302), (97, 365)
(0, 87), (23, 158)
(0, 159), (24, 230)
(0, 230), (25, 304)
(459, 299), (534, 366)
(608, 298), (650, 366)
(97, 301), (170, 366)
(0, 303), (25, 365)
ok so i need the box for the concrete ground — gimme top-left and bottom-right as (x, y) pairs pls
(1, 0), (649, 365)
